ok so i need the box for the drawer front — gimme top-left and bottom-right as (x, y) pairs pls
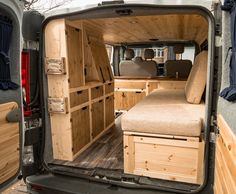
(115, 91), (146, 111)
(124, 135), (203, 184)
(105, 82), (114, 94)
(115, 81), (146, 90)
(91, 85), (104, 100)
(70, 89), (89, 108)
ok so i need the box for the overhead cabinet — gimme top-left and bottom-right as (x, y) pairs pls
(45, 19), (115, 161)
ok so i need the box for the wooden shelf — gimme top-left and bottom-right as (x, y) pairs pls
(45, 19), (115, 161)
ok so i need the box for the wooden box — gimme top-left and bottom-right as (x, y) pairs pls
(124, 132), (204, 184)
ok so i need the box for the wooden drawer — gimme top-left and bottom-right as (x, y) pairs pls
(70, 89), (89, 108)
(105, 95), (114, 127)
(91, 85), (104, 100)
(115, 91), (146, 111)
(92, 100), (104, 138)
(124, 133), (204, 184)
(105, 82), (114, 94)
(115, 81), (146, 90)
(71, 106), (90, 155)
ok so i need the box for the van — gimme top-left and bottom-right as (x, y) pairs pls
(0, 0), (235, 193)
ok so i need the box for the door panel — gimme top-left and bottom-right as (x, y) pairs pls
(0, 102), (19, 184)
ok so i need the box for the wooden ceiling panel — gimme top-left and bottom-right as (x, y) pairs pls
(71, 14), (208, 44)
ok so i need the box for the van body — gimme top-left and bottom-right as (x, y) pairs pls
(0, 0), (235, 194)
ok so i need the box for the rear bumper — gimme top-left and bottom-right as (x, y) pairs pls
(26, 174), (170, 194)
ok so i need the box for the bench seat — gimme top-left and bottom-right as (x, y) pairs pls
(121, 89), (205, 137)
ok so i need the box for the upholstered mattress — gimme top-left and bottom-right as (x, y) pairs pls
(121, 89), (205, 137)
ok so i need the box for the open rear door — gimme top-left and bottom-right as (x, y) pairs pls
(0, 0), (23, 189)
(214, 1), (236, 193)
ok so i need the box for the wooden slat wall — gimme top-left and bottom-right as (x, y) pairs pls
(75, 14), (209, 45)
(214, 115), (236, 194)
(0, 102), (19, 184)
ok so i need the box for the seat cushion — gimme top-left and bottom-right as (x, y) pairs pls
(185, 51), (208, 104)
(121, 89), (205, 137)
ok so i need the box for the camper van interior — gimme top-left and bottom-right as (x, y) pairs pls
(44, 13), (209, 190)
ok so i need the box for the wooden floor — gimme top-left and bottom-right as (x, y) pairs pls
(52, 116), (123, 170)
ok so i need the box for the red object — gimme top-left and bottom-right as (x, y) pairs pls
(21, 51), (32, 117)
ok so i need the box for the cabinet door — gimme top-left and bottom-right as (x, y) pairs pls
(114, 91), (146, 111)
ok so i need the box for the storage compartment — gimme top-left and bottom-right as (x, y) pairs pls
(91, 85), (104, 100)
(124, 133), (204, 184)
(105, 95), (114, 127)
(70, 89), (89, 108)
(45, 19), (114, 161)
(71, 106), (90, 155)
(115, 91), (146, 111)
(105, 82), (114, 94)
(92, 100), (104, 138)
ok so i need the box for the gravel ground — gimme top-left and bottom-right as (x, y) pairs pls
(2, 180), (27, 194)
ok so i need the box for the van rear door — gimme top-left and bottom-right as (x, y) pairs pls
(0, 0), (23, 190)
(214, 1), (236, 193)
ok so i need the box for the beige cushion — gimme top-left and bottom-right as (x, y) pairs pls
(121, 89), (205, 137)
(185, 51), (208, 104)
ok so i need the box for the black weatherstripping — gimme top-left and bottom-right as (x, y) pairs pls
(36, 4), (216, 194)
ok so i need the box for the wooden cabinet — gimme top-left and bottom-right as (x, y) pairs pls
(124, 132), (204, 184)
(44, 19), (115, 161)
(114, 79), (186, 111)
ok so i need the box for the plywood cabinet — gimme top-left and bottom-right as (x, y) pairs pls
(45, 19), (115, 161)
(124, 132), (204, 184)
(114, 79), (186, 111)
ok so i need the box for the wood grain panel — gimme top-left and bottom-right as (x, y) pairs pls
(0, 102), (19, 184)
(73, 14), (209, 44)
(92, 100), (104, 138)
(214, 115), (236, 194)
(70, 89), (89, 108)
(124, 134), (203, 184)
(66, 25), (84, 88)
(115, 91), (146, 111)
(105, 95), (114, 127)
(71, 106), (90, 154)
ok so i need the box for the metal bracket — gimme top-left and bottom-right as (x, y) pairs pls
(210, 132), (217, 143)
(45, 57), (66, 75)
(48, 97), (68, 114)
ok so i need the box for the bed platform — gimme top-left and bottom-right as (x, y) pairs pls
(122, 51), (208, 184)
